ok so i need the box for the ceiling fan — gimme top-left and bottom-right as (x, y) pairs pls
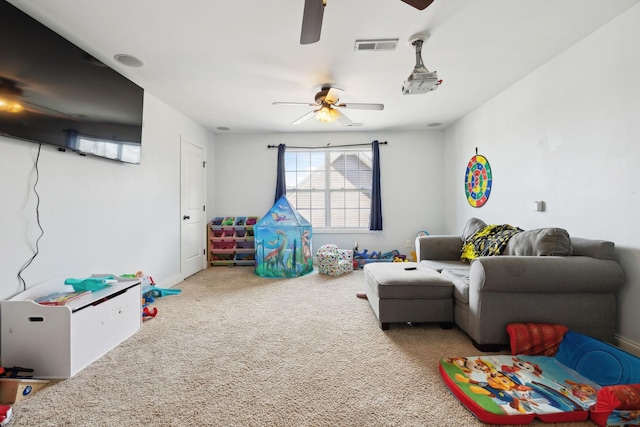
(300, 0), (435, 45)
(273, 86), (384, 126)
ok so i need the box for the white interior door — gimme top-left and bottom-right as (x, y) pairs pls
(180, 136), (206, 278)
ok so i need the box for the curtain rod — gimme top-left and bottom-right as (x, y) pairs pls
(267, 141), (387, 149)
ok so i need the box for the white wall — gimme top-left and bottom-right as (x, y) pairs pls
(0, 92), (215, 300)
(442, 4), (640, 347)
(211, 130), (445, 256)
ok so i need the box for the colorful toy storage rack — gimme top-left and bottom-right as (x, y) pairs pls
(208, 216), (258, 266)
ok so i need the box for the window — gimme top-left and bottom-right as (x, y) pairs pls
(285, 148), (372, 230)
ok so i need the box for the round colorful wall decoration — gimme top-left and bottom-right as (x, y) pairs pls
(464, 154), (492, 208)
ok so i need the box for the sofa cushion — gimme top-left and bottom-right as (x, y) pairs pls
(419, 259), (469, 273)
(461, 217), (487, 241)
(503, 227), (572, 256)
(440, 268), (470, 304)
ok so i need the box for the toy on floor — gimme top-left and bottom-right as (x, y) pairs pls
(0, 405), (12, 426)
(355, 249), (379, 259)
(316, 244), (354, 276)
(142, 305), (158, 320)
(353, 243), (380, 267)
(353, 245), (410, 267)
(0, 366), (33, 379)
(124, 272), (181, 321)
(382, 250), (409, 262)
(352, 243), (360, 269)
(380, 250), (398, 259)
(440, 326), (640, 426)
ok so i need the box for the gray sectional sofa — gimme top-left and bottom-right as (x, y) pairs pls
(415, 219), (625, 351)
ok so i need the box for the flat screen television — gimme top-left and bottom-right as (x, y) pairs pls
(0, 0), (144, 164)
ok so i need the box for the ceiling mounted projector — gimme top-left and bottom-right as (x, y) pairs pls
(402, 36), (442, 95)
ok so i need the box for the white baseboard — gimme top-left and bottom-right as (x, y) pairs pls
(157, 274), (184, 289)
(615, 333), (640, 357)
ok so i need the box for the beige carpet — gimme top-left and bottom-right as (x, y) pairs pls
(11, 267), (596, 426)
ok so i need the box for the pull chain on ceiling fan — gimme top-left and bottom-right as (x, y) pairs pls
(273, 86), (384, 126)
(300, 0), (435, 45)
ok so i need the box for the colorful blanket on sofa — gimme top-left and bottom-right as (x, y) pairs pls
(460, 224), (522, 262)
(440, 331), (640, 425)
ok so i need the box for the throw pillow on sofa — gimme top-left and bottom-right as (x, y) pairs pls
(459, 218), (573, 260)
(503, 227), (573, 256)
(461, 217), (487, 241)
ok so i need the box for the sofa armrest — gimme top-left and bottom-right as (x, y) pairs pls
(571, 237), (616, 260)
(415, 235), (462, 261)
(470, 255), (624, 293)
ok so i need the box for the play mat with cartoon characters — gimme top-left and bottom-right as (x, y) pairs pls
(439, 328), (640, 426)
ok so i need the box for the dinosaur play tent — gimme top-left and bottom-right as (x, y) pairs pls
(254, 195), (313, 278)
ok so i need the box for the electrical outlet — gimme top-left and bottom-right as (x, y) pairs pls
(405, 240), (411, 248)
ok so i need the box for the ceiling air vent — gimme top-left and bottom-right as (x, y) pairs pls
(354, 39), (399, 52)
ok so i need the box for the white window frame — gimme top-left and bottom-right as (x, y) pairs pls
(285, 147), (373, 234)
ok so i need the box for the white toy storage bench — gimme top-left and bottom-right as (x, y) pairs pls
(1, 277), (141, 379)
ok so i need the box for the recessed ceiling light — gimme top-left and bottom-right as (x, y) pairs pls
(427, 122), (442, 127)
(114, 54), (144, 68)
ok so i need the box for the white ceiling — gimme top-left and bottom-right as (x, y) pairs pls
(10, 0), (640, 134)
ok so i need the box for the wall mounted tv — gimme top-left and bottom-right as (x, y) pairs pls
(0, 0), (144, 164)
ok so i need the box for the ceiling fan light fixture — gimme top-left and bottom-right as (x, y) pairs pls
(274, 86), (382, 125)
(316, 105), (340, 123)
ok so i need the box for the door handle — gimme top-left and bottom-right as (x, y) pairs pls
(183, 215), (190, 220)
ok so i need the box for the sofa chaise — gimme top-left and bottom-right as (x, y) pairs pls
(415, 218), (625, 351)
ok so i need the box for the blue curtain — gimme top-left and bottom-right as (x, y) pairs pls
(370, 140), (383, 230)
(274, 143), (286, 203)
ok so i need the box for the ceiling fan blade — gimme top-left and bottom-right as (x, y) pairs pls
(291, 110), (316, 125)
(300, 0), (325, 45)
(400, 0), (434, 10)
(273, 102), (317, 107)
(325, 87), (342, 105)
(336, 110), (353, 126)
(336, 103), (384, 111)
